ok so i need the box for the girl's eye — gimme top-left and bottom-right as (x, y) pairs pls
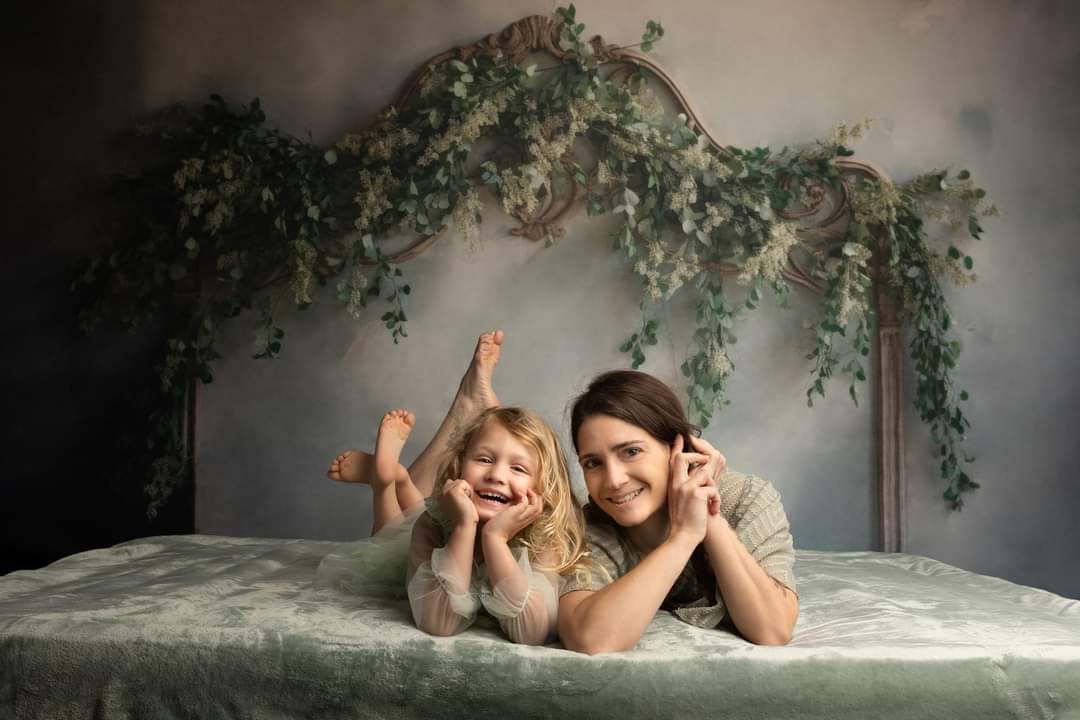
(512, 465), (528, 474)
(477, 456), (493, 464)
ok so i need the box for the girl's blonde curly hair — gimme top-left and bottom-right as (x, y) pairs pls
(435, 407), (587, 578)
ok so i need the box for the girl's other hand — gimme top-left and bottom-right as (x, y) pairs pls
(667, 435), (717, 546)
(481, 489), (543, 545)
(440, 479), (480, 528)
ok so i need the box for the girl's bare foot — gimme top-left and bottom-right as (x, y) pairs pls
(451, 330), (503, 421)
(327, 450), (374, 484)
(375, 409), (415, 488)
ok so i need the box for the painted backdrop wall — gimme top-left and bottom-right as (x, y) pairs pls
(127, 1), (1078, 597)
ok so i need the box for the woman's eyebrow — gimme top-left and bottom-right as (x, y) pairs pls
(580, 440), (643, 459)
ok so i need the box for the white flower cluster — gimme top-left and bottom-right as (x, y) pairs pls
(176, 153), (246, 235)
(609, 132), (654, 158)
(367, 128), (421, 163)
(678, 134), (715, 174)
(835, 242), (873, 327)
(737, 221), (800, 285)
(700, 202), (734, 233)
(353, 168), (399, 234)
(852, 179), (901, 227)
(498, 165), (544, 217)
(291, 238), (319, 305)
(635, 242), (699, 300)
(704, 336), (734, 379)
(452, 187), (484, 250)
(418, 87), (516, 167)
(346, 263), (369, 319)
(596, 160), (612, 186)
(667, 174), (698, 212)
(827, 117), (875, 150)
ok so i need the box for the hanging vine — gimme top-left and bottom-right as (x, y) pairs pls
(73, 5), (996, 516)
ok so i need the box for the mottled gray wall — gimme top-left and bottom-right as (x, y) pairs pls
(140, 1), (1080, 598)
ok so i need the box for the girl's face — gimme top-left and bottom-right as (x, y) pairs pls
(461, 421), (540, 523)
(576, 414), (670, 528)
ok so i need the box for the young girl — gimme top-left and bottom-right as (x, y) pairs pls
(317, 406), (587, 646)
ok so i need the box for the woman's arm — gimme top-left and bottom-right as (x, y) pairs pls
(703, 510), (798, 645)
(558, 532), (698, 654)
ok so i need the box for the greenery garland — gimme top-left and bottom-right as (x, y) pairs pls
(73, 6), (996, 517)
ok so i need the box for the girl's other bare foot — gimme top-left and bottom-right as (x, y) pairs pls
(375, 409), (415, 488)
(452, 330), (503, 420)
(327, 450), (374, 484)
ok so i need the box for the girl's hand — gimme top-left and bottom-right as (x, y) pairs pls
(481, 489), (543, 545)
(685, 435), (728, 516)
(440, 479), (480, 528)
(666, 435), (718, 546)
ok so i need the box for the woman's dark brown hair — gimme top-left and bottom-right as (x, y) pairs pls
(569, 369), (716, 604)
(570, 369), (699, 454)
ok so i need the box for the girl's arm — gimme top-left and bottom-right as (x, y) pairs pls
(406, 495), (480, 636)
(703, 512), (798, 645)
(480, 491), (556, 645)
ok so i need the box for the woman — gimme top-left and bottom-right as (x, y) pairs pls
(557, 370), (798, 653)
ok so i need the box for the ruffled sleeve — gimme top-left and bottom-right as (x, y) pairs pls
(406, 512), (479, 636)
(479, 547), (559, 645)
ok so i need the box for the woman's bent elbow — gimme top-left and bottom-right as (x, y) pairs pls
(747, 626), (793, 646)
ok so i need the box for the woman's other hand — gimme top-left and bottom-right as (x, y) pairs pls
(666, 435), (717, 546)
(686, 435), (727, 515)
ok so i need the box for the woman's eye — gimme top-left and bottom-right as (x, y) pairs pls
(581, 459), (599, 471)
(624, 447), (641, 458)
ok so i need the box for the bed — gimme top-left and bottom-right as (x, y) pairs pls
(2, 534), (1078, 719)
(4, 13), (1079, 720)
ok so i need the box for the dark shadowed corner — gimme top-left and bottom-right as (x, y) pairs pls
(0, 0), (194, 575)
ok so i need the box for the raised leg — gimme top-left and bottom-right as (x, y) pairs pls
(370, 409), (417, 534)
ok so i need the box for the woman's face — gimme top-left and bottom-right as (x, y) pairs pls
(576, 414), (670, 527)
(461, 422), (539, 523)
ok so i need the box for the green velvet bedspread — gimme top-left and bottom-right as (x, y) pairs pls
(2, 535), (1078, 719)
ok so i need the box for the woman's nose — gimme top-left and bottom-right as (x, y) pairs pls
(603, 462), (629, 491)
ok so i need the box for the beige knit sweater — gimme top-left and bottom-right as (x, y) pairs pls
(560, 471), (797, 629)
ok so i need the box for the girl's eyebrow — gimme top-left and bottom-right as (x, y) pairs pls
(473, 445), (533, 467)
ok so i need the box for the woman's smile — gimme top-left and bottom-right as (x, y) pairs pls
(607, 486), (646, 506)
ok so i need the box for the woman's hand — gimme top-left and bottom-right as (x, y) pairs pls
(685, 435), (727, 516)
(482, 489), (543, 545)
(440, 479), (480, 528)
(666, 435), (718, 546)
